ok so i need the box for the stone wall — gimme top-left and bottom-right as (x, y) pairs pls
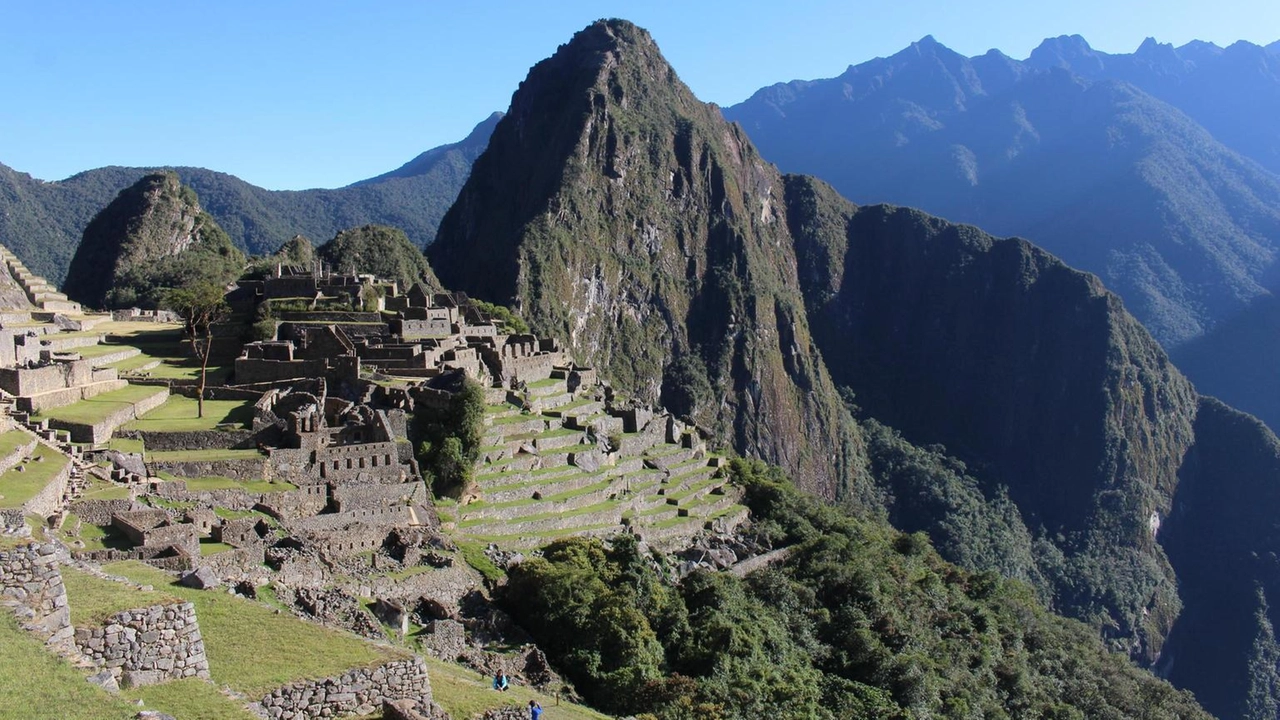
(149, 455), (270, 482)
(0, 508), (27, 536)
(291, 505), (415, 533)
(0, 542), (72, 648)
(73, 602), (211, 688)
(121, 428), (259, 452)
(317, 441), (405, 483)
(257, 484), (329, 521)
(333, 481), (428, 513)
(69, 498), (138, 526)
(256, 656), (435, 719)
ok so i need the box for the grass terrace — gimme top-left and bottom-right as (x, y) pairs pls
(60, 565), (179, 625)
(0, 444), (69, 509)
(124, 395), (255, 432)
(0, 429), (32, 461)
(31, 384), (167, 426)
(104, 561), (406, 697)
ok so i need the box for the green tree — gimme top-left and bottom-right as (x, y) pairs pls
(165, 281), (229, 418)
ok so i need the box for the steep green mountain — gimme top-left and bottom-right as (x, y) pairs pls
(64, 172), (244, 309)
(782, 174), (1280, 720)
(724, 37), (1280, 351)
(0, 113), (498, 285)
(429, 20), (865, 497)
(316, 224), (441, 291)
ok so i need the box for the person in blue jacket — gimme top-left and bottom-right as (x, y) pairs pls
(493, 672), (509, 691)
(529, 699), (543, 719)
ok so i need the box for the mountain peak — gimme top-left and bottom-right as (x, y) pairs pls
(1027, 34), (1107, 75)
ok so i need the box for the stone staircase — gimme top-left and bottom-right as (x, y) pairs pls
(453, 379), (748, 550)
(0, 245), (81, 314)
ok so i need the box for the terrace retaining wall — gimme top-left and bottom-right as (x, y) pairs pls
(256, 656), (435, 719)
(74, 602), (211, 687)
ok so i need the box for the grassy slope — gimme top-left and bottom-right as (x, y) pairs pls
(0, 611), (138, 720)
(104, 561), (404, 697)
(0, 444), (69, 509)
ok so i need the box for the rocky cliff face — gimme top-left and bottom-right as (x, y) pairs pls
(429, 20), (864, 496)
(784, 173), (1280, 718)
(64, 172), (243, 309)
(786, 175), (1199, 662)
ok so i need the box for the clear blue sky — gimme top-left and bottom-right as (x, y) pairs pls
(2, 0), (1275, 190)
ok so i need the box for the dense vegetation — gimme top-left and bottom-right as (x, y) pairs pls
(0, 113), (499, 286)
(502, 460), (1210, 719)
(317, 224), (442, 292)
(63, 172), (245, 309)
(411, 375), (485, 495)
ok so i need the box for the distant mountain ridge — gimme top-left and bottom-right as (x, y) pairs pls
(0, 113), (499, 286)
(724, 33), (1280, 434)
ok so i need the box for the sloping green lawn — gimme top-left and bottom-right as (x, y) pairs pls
(0, 610), (138, 720)
(104, 561), (405, 697)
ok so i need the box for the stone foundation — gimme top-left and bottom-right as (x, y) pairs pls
(256, 656), (435, 719)
(0, 542), (73, 649)
(73, 602), (211, 687)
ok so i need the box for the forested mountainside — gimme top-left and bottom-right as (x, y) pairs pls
(0, 112), (498, 286)
(432, 20), (1280, 718)
(63, 172), (244, 309)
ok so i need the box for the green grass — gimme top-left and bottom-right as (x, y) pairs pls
(104, 437), (145, 454)
(199, 539), (235, 556)
(124, 395), (254, 432)
(0, 444), (69, 509)
(31, 384), (166, 425)
(60, 515), (131, 552)
(122, 678), (258, 720)
(107, 354), (162, 372)
(0, 430), (34, 462)
(148, 449), (264, 463)
(60, 565), (179, 626)
(424, 656), (609, 720)
(104, 561), (406, 697)
(457, 541), (505, 583)
(0, 611), (142, 720)
(76, 475), (130, 501)
(525, 378), (563, 390)
(72, 343), (137, 359)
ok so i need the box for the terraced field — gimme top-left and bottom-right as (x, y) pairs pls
(453, 377), (747, 549)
